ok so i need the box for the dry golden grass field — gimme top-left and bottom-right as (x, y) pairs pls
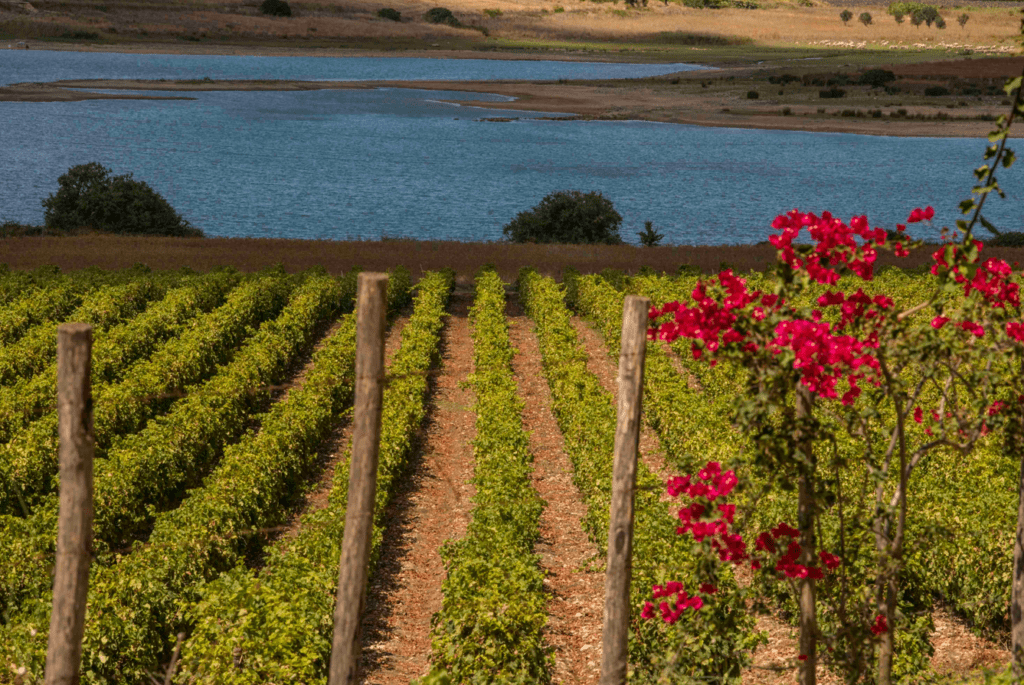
(1, 0), (1021, 60)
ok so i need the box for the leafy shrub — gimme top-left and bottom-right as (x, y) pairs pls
(819, 87), (846, 99)
(61, 30), (100, 40)
(424, 6), (461, 25)
(924, 85), (949, 96)
(637, 220), (665, 247)
(860, 68), (896, 88)
(919, 5), (939, 25)
(259, 0), (292, 16)
(768, 74), (800, 85)
(935, 15), (945, 28)
(957, 12), (969, 27)
(377, 7), (401, 20)
(483, 7), (502, 16)
(987, 232), (1024, 247)
(747, 89), (759, 99)
(503, 190), (623, 244)
(840, 9), (852, 23)
(910, 10), (923, 25)
(893, 10), (904, 22)
(859, 11), (872, 25)
(42, 162), (202, 237)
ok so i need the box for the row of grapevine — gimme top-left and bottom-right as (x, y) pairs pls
(0, 272), (345, 623)
(174, 269), (452, 685)
(0, 265), (62, 308)
(517, 269), (759, 681)
(0, 275), (180, 387)
(0, 271), (290, 517)
(0, 270), (239, 449)
(571, 271), (740, 475)
(427, 269), (549, 681)
(0, 270), (418, 683)
(0, 267), (136, 346)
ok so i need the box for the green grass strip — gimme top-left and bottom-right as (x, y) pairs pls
(427, 269), (550, 682)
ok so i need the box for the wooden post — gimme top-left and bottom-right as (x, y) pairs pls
(599, 295), (650, 685)
(44, 323), (94, 685)
(328, 272), (388, 685)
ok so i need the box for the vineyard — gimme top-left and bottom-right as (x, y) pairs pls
(0, 262), (1017, 684)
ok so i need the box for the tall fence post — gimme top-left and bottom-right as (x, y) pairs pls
(44, 323), (94, 685)
(599, 295), (651, 685)
(328, 272), (389, 685)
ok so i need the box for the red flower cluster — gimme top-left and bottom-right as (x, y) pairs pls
(770, 210), (885, 285)
(640, 581), (708, 624)
(649, 270), (759, 361)
(643, 462), (845, 626)
(870, 614), (889, 636)
(770, 318), (880, 405)
(966, 258), (1020, 308)
(753, 522), (841, 579)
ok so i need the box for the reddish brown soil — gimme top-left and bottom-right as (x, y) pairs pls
(930, 607), (1009, 677)
(507, 294), (605, 685)
(359, 287), (477, 684)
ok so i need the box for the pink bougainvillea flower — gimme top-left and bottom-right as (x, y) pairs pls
(870, 614), (889, 635)
(931, 316), (949, 329)
(913, 407), (923, 423)
(1008, 322), (1024, 342)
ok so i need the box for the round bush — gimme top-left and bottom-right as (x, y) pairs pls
(746, 90), (759, 99)
(260, 0), (292, 17)
(502, 190), (623, 245)
(424, 6), (460, 25)
(924, 85), (949, 96)
(859, 68), (896, 88)
(42, 162), (202, 237)
(377, 7), (402, 20)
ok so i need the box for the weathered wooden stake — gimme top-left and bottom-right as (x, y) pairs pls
(599, 295), (651, 685)
(328, 272), (389, 685)
(44, 323), (94, 685)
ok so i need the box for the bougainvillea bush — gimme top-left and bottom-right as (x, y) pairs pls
(644, 202), (1024, 684)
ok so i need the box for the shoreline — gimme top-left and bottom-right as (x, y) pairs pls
(0, 73), (1011, 138)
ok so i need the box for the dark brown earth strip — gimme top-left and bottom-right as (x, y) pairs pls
(359, 287), (477, 684)
(507, 293), (604, 685)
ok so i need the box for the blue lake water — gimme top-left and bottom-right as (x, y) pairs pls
(1, 50), (1020, 245)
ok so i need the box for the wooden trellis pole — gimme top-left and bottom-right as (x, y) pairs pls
(599, 295), (651, 685)
(328, 272), (389, 685)
(44, 323), (95, 685)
